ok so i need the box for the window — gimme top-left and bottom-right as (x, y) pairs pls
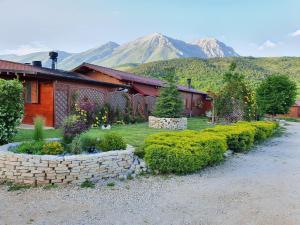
(24, 81), (39, 103)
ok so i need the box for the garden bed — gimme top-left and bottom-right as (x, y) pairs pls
(0, 142), (146, 185)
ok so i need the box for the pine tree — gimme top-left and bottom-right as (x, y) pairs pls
(153, 73), (183, 118)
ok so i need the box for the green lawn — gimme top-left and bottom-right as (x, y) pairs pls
(276, 117), (300, 122)
(14, 117), (213, 148)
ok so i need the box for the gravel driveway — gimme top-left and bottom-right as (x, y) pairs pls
(1, 122), (300, 225)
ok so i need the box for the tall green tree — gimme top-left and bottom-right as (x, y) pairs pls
(256, 75), (297, 116)
(214, 62), (257, 122)
(153, 68), (183, 118)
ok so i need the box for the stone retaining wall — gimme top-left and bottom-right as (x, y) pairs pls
(0, 144), (146, 185)
(148, 116), (187, 130)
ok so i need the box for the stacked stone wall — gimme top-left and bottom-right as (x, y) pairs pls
(0, 144), (146, 185)
(148, 116), (187, 130)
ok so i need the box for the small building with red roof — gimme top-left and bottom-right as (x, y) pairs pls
(287, 100), (300, 118)
(73, 63), (212, 116)
(0, 57), (212, 127)
(0, 59), (127, 127)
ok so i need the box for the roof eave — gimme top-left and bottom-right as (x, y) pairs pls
(36, 72), (130, 88)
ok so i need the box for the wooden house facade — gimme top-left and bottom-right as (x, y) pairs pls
(0, 59), (212, 127)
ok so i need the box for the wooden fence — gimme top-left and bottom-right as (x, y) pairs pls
(54, 84), (156, 127)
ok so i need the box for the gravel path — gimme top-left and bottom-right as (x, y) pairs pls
(1, 123), (300, 225)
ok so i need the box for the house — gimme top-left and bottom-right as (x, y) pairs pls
(72, 63), (212, 116)
(0, 59), (128, 127)
(0, 56), (212, 128)
(287, 100), (300, 118)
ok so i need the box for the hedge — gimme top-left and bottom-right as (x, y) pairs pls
(144, 121), (278, 174)
(202, 124), (256, 152)
(0, 79), (24, 145)
(237, 121), (279, 142)
(144, 130), (227, 174)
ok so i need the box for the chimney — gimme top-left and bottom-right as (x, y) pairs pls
(32, 61), (42, 67)
(49, 51), (58, 69)
(187, 78), (192, 89)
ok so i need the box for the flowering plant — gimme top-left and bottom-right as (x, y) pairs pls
(62, 115), (89, 143)
(74, 100), (99, 127)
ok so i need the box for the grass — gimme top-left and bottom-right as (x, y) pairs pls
(14, 129), (62, 142)
(7, 183), (31, 192)
(276, 117), (300, 122)
(14, 117), (212, 149)
(80, 180), (95, 188)
(107, 182), (115, 187)
(42, 184), (59, 190)
(127, 174), (134, 180)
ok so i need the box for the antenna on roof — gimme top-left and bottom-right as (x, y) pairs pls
(49, 51), (58, 69)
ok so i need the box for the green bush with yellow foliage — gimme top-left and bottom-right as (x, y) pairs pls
(144, 121), (279, 174)
(144, 130), (227, 174)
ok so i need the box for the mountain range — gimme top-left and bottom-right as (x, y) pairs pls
(0, 33), (239, 69)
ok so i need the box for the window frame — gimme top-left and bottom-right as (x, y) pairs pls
(24, 80), (40, 104)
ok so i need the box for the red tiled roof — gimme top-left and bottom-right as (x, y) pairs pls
(0, 59), (128, 88)
(73, 63), (208, 95)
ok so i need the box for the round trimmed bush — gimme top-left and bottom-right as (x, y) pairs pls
(97, 132), (126, 152)
(203, 125), (256, 152)
(144, 130), (227, 174)
(237, 121), (278, 142)
(41, 142), (64, 155)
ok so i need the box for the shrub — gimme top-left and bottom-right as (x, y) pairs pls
(41, 142), (64, 155)
(134, 147), (145, 158)
(202, 124), (256, 152)
(33, 116), (45, 141)
(80, 180), (95, 188)
(214, 63), (257, 123)
(0, 79), (24, 145)
(69, 135), (82, 155)
(62, 115), (89, 143)
(80, 133), (101, 153)
(13, 141), (44, 154)
(256, 75), (297, 116)
(144, 130), (227, 174)
(97, 132), (126, 152)
(75, 100), (100, 127)
(237, 121), (278, 142)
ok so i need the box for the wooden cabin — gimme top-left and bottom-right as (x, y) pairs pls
(0, 59), (212, 127)
(73, 63), (212, 117)
(0, 60), (127, 127)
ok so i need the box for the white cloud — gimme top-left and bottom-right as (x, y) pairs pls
(1, 42), (50, 55)
(289, 29), (300, 37)
(258, 40), (277, 50)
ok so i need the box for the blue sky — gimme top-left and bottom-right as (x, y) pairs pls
(0, 0), (299, 56)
